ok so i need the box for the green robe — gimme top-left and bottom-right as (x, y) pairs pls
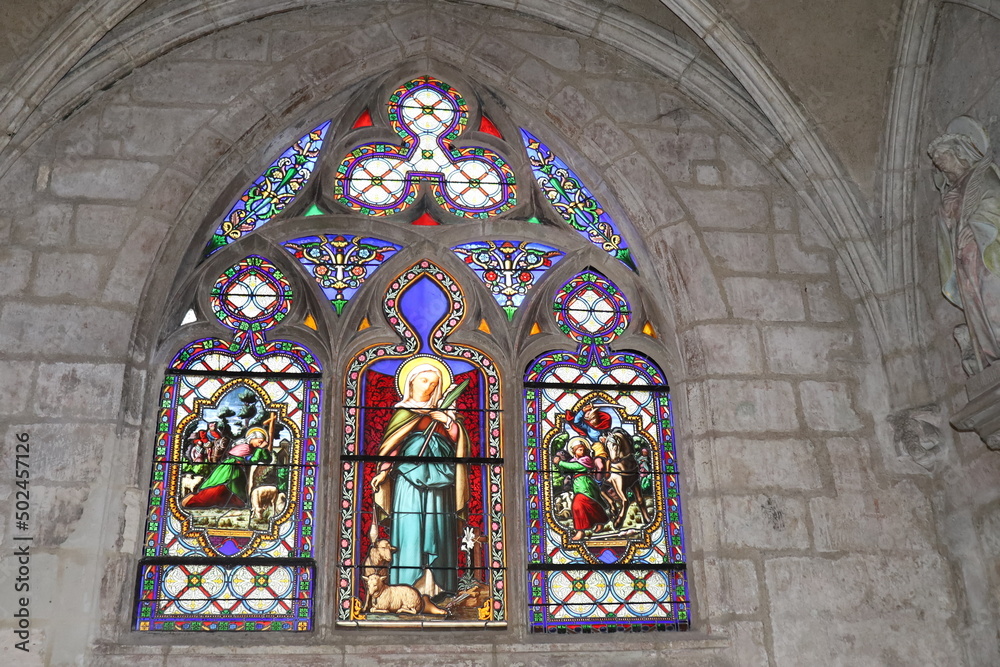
(199, 446), (271, 500)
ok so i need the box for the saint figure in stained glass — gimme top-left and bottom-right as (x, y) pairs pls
(371, 358), (470, 594)
(338, 260), (506, 627)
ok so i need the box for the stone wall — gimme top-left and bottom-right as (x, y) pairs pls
(0, 2), (970, 665)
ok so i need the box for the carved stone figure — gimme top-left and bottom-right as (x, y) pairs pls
(929, 116), (1000, 374)
(888, 404), (944, 470)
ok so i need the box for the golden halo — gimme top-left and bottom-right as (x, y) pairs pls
(395, 355), (454, 398)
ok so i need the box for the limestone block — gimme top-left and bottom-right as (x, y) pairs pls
(720, 494), (809, 550)
(651, 225), (728, 323)
(766, 555), (959, 664)
(826, 437), (873, 492)
(100, 106), (215, 158)
(682, 323), (763, 375)
(206, 93), (272, 143)
(102, 218), (170, 305)
(705, 379), (799, 432)
(214, 29), (269, 61)
(629, 129), (716, 182)
(12, 202), (73, 246)
(767, 553), (954, 619)
(0, 550), (60, 618)
(702, 557), (760, 615)
(500, 651), (684, 667)
(719, 135), (773, 187)
(0, 155), (39, 211)
(655, 95), (717, 132)
(511, 57), (565, 102)
(606, 154), (684, 233)
(342, 649), (490, 667)
(684, 381), (711, 437)
(576, 115), (634, 165)
(691, 494), (721, 551)
(0, 362), (34, 416)
(773, 233), (831, 274)
(800, 381), (862, 431)
(30, 252), (104, 299)
(0, 247), (31, 296)
(548, 85), (602, 132)
(583, 79), (658, 124)
(0, 303), (132, 357)
(772, 197), (796, 231)
(474, 35), (526, 77)
(505, 32), (582, 71)
(810, 481), (936, 552)
(762, 325), (853, 374)
(27, 484), (89, 547)
(50, 159), (159, 201)
(724, 277), (806, 321)
(33, 363), (124, 419)
(730, 621), (769, 667)
(709, 437), (822, 491)
(74, 204), (136, 247)
(55, 107), (102, 160)
(163, 36), (215, 61)
(269, 29), (339, 62)
(695, 163), (722, 186)
(130, 61), (260, 104)
(1, 423), (109, 483)
(805, 280), (850, 322)
(797, 207), (835, 250)
(702, 231), (772, 273)
(676, 188), (769, 229)
(139, 168), (198, 217)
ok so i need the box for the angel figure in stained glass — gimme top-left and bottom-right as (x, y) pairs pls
(370, 359), (470, 596)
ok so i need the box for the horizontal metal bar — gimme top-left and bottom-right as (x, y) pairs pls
(523, 381), (670, 392)
(166, 369), (323, 379)
(140, 557), (314, 567)
(342, 455), (503, 465)
(527, 562), (686, 572)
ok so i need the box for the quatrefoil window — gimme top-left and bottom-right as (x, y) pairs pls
(333, 76), (517, 219)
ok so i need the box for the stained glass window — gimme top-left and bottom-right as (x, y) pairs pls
(337, 260), (506, 627)
(451, 240), (564, 320)
(334, 76), (517, 219)
(282, 234), (402, 314)
(521, 129), (636, 271)
(204, 122), (330, 257)
(147, 71), (678, 637)
(524, 269), (687, 633)
(136, 255), (321, 632)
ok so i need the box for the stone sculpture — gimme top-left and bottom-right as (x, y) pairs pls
(929, 116), (1000, 375)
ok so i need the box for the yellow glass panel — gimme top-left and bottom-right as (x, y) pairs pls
(642, 321), (657, 337)
(529, 322), (542, 335)
(357, 317), (371, 331)
(303, 313), (318, 330)
(478, 319), (491, 334)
